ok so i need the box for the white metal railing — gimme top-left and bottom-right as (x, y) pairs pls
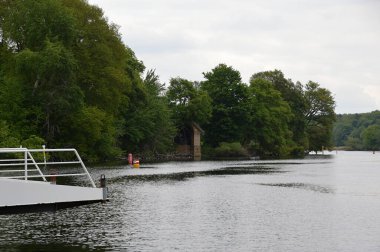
(0, 148), (96, 187)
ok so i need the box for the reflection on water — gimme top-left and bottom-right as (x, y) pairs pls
(112, 166), (283, 182)
(0, 244), (106, 252)
(258, 183), (335, 194)
(1, 151), (380, 251)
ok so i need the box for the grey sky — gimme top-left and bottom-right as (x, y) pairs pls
(88, 0), (380, 114)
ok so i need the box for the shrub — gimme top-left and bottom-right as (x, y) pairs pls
(213, 142), (249, 158)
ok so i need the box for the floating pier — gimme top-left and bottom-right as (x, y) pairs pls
(0, 148), (107, 214)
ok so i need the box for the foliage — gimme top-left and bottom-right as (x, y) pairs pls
(247, 78), (292, 156)
(304, 81), (336, 152)
(144, 69), (166, 96)
(65, 0), (138, 114)
(201, 64), (251, 147)
(167, 77), (212, 127)
(63, 106), (121, 162)
(333, 111), (380, 150)
(213, 142), (249, 158)
(0, 121), (19, 147)
(251, 70), (307, 147)
(0, 0), (76, 52)
(0, 0), (171, 161)
(120, 70), (176, 155)
(20, 135), (47, 160)
(361, 125), (380, 151)
(15, 41), (82, 142)
(250, 71), (336, 154)
(21, 135), (45, 148)
(0, 0), (338, 160)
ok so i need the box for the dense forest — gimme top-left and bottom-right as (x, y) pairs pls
(0, 0), (336, 161)
(333, 111), (380, 151)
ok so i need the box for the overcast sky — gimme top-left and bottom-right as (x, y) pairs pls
(88, 0), (380, 114)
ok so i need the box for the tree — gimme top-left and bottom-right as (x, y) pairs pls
(248, 78), (292, 156)
(0, 0), (76, 52)
(63, 0), (140, 115)
(15, 41), (83, 142)
(166, 77), (211, 147)
(201, 64), (250, 146)
(0, 121), (19, 147)
(167, 77), (211, 127)
(304, 81), (336, 152)
(333, 122), (353, 147)
(362, 125), (380, 152)
(333, 111), (380, 150)
(144, 69), (165, 96)
(0, 0), (148, 161)
(250, 70), (308, 150)
(119, 70), (176, 155)
(0, 0), (79, 144)
(250, 70), (307, 146)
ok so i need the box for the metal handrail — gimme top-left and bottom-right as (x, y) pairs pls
(1, 173), (88, 179)
(0, 169), (40, 173)
(0, 147), (96, 187)
(0, 161), (81, 166)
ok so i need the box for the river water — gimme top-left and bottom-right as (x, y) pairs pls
(1, 151), (380, 251)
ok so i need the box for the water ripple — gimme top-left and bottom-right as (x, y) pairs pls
(111, 166), (284, 183)
(258, 183), (335, 194)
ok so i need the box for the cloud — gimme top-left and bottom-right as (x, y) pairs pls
(89, 0), (380, 113)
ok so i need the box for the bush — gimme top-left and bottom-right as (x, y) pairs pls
(0, 120), (20, 147)
(21, 135), (45, 148)
(213, 142), (249, 158)
(288, 146), (305, 157)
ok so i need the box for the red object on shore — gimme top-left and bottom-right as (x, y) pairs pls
(128, 153), (133, 165)
(50, 172), (56, 184)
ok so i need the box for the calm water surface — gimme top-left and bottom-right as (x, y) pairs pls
(1, 151), (380, 251)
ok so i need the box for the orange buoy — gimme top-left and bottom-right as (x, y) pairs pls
(133, 159), (140, 168)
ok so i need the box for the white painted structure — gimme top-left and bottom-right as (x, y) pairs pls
(0, 148), (106, 213)
(0, 179), (104, 207)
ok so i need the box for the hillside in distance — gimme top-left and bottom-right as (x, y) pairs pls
(333, 110), (380, 150)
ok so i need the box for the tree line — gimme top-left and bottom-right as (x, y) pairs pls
(333, 111), (380, 151)
(0, 0), (336, 161)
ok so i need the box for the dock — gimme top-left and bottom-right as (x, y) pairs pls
(0, 147), (107, 214)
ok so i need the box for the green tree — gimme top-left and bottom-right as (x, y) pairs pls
(201, 64), (250, 147)
(251, 70), (307, 147)
(141, 70), (175, 153)
(0, 0), (148, 161)
(120, 70), (176, 155)
(167, 77), (212, 127)
(344, 136), (363, 150)
(0, 121), (19, 147)
(333, 111), (380, 150)
(63, 106), (120, 162)
(248, 78), (292, 156)
(0, 0), (78, 145)
(166, 77), (211, 148)
(333, 122), (353, 146)
(304, 81), (336, 152)
(65, 0), (137, 114)
(15, 41), (83, 142)
(0, 0), (75, 52)
(362, 125), (380, 151)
